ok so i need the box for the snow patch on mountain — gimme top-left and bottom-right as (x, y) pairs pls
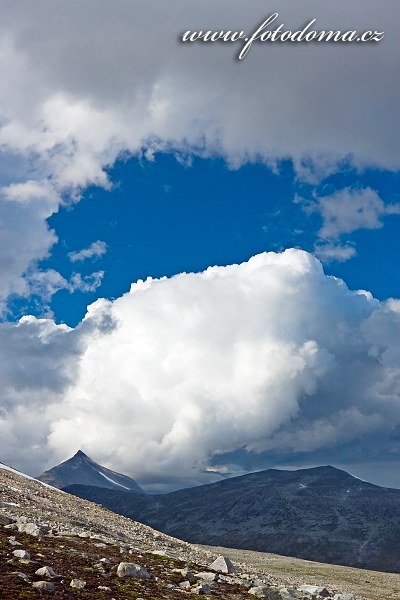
(98, 471), (130, 490)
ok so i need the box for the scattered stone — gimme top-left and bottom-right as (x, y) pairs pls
(248, 586), (282, 599)
(8, 536), (22, 546)
(13, 571), (30, 583)
(173, 567), (196, 582)
(70, 578), (87, 589)
(12, 549), (31, 559)
(333, 595), (356, 600)
(3, 522), (18, 530)
(32, 581), (55, 591)
(192, 581), (213, 594)
(150, 549), (179, 559)
(299, 585), (331, 597)
(279, 587), (299, 598)
(98, 586), (112, 591)
(208, 554), (236, 574)
(78, 530), (91, 538)
(172, 567), (189, 576)
(220, 574), (248, 585)
(179, 580), (191, 589)
(117, 562), (151, 579)
(100, 556), (111, 563)
(194, 571), (218, 581)
(35, 566), (61, 578)
(17, 521), (44, 539)
(94, 561), (107, 573)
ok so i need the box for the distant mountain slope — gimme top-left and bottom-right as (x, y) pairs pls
(65, 465), (400, 573)
(38, 450), (144, 493)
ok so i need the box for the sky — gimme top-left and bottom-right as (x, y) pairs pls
(0, 0), (399, 492)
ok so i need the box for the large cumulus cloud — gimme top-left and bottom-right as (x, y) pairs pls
(2, 250), (400, 488)
(0, 0), (399, 305)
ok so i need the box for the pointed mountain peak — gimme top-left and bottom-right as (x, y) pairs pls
(73, 450), (90, 459)
(37, 451), (144, 494)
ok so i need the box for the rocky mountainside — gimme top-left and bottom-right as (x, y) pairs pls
(1, 461), (380, 600)
(37, 449), (144, 493)
(65, 466), (400, 573)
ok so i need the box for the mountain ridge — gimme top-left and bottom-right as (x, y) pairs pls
(64, 464), (400, 573)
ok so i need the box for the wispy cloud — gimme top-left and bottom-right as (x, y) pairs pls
(297, 187), (400, 263)
(69, 271), (104, 293)
(68, 241), (107, 263)
(315, 188), (400, 241)
(313, 242), (357, 263)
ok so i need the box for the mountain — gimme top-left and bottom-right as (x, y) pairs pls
(64, 465), (400, 573)
(4, 460), (397, 600)
(37, 450), (144, 493)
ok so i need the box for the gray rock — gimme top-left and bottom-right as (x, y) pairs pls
(35, 566), (60, 578)
(192, 581), (213, 595)
(13, 571), (30, 583)
(70, 579), (86, 589)
(17, 559), (36, 566)
(17, 521), (44, 539)
(194, 571), (217, 582)
(32, 581), (55, 591)
(117, 562), (150, 579)
(298, 585), (331, 597)
(179, 581), (191, 589)
(219, 574), (247, 585)
(12, 549), (31, 559)
(8, 537), (22, 546)
(279, 587), (299, 599)
(208, 554), (235, 574)
(100, 557), (111, 564)
(172, 567), (196, 581)
(333, 595), (356, 600)
(150, 549), (179, 559)
(98, 586), (112, 591)
(248, 586), (282, 599)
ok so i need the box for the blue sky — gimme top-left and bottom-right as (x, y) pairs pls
(1, 1), (400, 490)
(17, 154), (398, 327)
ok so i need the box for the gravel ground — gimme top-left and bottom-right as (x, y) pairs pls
(199, 545), (400, 600)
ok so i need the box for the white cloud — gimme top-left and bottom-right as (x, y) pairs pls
(313, 242), (357, 263)
(1, 250), (400, 488)
(0, 182), (59, 307)
(27, 269), (105, 299)
(68, 241), (107, 263)
(0, 1), (398, 306)
(68, 271), (104, 293)
(316, 188), (400, 241)
(297, 187), (400, 263)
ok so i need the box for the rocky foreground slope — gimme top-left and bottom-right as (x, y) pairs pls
(65, 466), (400, 573)
(1, 462), (398, 600)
